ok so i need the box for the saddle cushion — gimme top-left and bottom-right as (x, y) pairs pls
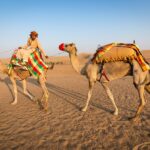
(94, 46), (136, 63)
(92, 43), (150, 71)
(9, 49), (48, 78)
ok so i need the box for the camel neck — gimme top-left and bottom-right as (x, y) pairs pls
(69, 53), (82, 74)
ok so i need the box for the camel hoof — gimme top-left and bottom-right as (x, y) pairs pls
(11, 101), (17, 105)
(113, 111), (118, 116)
(81, 107), (87, 112)
(132, 117), (140, 122)
(128, 116), (140, 122)
(37, 100), (45, 110)
(43, 102), (48, 112)
(44, 107), (48, 112)
(30, 96), (34, 100)
(133, 142), (150, 150)
(32, 97), (38, 103)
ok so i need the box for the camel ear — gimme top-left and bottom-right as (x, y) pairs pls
(72, 43), (77, 52)
(70, 43), (75, 47)
(69, 43), (75, 47)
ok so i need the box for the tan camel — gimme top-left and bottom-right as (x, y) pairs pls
(59, 43), (150, 119)
(0, 61), (54, 110)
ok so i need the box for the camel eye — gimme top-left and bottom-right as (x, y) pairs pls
(70, 44), (73, 46)
(65, 45), (68, 47)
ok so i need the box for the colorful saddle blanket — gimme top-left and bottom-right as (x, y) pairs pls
(92, 43), (150, 71)
(9, 49), (48, 78)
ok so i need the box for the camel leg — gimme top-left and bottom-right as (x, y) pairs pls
(134, 85), (146, 119)
(10, 76), (18, 105)
(81, 81), (94, 112)
(38, 75), (49, 110)
(22, 80), (34, 100)
(132, 60), (147, 120)
(102, 83), (118, 115)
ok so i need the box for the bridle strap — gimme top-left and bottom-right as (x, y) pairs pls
(99, 63), (110, 82)
(101, 70), (110, 82)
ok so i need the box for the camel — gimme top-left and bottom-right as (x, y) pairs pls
(0, 60), (54, 110)
(59, 43), (150, 120)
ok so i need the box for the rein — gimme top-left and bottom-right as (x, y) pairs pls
(101, 70), (110, 81)
(99, 63), (110, 82)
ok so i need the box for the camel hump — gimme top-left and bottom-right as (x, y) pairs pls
(103, 46), (136, 61)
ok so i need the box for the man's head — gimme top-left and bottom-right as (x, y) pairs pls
(30, 31), (38, 40)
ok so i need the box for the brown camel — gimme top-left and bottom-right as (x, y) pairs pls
(0, 61), (54, 110)
(59, 43), (150, 120)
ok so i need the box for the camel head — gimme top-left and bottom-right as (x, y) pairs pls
(58, 43), (99, 77)
(59, 43), (84, 74)
(59, 43), (77, 56)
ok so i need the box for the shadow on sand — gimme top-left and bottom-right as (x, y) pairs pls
(2, 77), (150, 119)
(2, 77), (34, 103)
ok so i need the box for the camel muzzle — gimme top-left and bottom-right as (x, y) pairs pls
(59, 43), (65, 51)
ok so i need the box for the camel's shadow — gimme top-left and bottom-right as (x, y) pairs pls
(2, 77), (34, 103)
(2, 77), (113, 114)
(28, 78), (116, 113)
(2, 77), (150, 119)
(28, 78), (86, 110)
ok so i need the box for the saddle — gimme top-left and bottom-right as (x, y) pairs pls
(92, 43), (136, 63)
(92, 43), (150, 71)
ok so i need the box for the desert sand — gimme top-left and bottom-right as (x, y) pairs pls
(0, 50), (150, 150)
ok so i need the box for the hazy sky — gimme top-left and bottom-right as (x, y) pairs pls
(0, 0), (150, 57)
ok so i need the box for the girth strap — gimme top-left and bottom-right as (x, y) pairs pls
(101, 70), (110, 82)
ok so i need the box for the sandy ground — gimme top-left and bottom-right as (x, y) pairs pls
(0, 51), (150, 150)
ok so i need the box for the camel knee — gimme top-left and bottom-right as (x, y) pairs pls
(139, 101), (146, 106)
(133, 82), (138, 89)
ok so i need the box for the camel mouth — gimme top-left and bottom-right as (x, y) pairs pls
(59, 43), (65, 51)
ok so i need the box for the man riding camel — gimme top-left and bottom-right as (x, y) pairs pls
(19, 31), (48, 60)
(9, 31), (54, 80)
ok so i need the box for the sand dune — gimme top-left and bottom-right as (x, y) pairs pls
(0, 52), (150, 150)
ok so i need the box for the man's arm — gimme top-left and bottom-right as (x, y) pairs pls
(37, 39), (48, 58)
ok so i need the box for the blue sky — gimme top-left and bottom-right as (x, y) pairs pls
(0, 0), (150, 57)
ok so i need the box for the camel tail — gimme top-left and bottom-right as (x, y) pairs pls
(0, 61), (9, 75)
(2, 68), (9, 75)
